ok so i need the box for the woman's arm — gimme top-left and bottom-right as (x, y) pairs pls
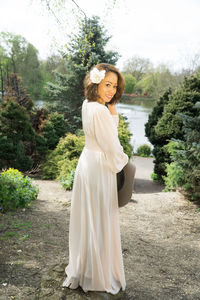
(93, 106), (128, 173)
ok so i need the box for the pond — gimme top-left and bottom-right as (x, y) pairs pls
(117, 101), (154, 152)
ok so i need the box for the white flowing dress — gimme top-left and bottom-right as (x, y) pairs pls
(63, 99), (128, 294)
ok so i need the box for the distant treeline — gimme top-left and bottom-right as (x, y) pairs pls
(122, 56), (200, 99)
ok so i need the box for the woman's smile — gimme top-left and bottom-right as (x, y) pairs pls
(106, 94), (113, 100)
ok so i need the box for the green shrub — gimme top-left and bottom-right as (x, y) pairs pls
(151, 172), (159, 181)
(42, 133), (85, 189)
(145, 88), (172, 180)
(118, 114), (133, 158)
(163, 162), (185, 191)
(137, 144), (152, 157)
(163, 110), (200, 200)
(124, 74), (136, 93)
(0, 97), (47, 172)
(0, 100), (35, 171)
(0, 168), (39, 212)
(42, 112), (67, 150)
(145, 75), (200, 182)
(13, 143), (33, 171)
(58, 159), (78, 190)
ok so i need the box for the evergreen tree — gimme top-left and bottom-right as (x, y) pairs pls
(45, 16), (120, 133)
(164, 102), (200, 200)
(41, 112), (67, 150)
(0, 100), (35, 171)
(145, 75), (200, 181)
(145, 89), (172, 177)
(0, 74), (48, 171)
(5, 73), (33, 111)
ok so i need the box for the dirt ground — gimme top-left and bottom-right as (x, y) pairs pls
(0, 156), (200, 300)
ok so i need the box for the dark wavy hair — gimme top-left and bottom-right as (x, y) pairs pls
(84, 63), (125, 104)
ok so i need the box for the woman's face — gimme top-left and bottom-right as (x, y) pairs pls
(97, 71), (118, 104)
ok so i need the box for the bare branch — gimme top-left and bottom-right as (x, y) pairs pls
(71, 0), (87, 19)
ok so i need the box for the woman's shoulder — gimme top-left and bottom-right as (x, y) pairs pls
(83, 99), (108, 112)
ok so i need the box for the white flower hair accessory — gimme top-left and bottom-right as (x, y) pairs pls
(90, 67), (106, 84)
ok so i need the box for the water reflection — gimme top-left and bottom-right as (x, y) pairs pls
(117, 102), (154, 152)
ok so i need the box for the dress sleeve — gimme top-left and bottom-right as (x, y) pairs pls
(111, 114), (119, 127)
(93, 107), (128, 173)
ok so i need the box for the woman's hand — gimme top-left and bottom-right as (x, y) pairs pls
(108, 103), (117, 115)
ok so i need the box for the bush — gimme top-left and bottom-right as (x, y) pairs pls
(42, 133), (85, 190)
(0, 100), (35, 171)
(118, 114), (133, 158)
(0, 168), (39, 212)
(0, 74), (49, 172)
(58, 159), (79, 190)
(145, 88), (172, 180)
(145, 75), (200, 181)
(163, 162), (185, 191)
(42, 112), (67, 150)
(137, 144), (152, 157)
(151, 172), (159, 181)
(163, 109), (200, 200)
(124, 74), (136, 94)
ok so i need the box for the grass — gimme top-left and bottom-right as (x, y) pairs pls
(0, 221), (33, 241)
(0, 231), (19, 240)
(45, 240), (57, 245)
(36, 253), (42, 258)
(18, 234), (31, 242)
(42, 223), (53, 229)
(10, 260), (27, 265)
(9, 220), (33, 229)
(5, 231), (16, 237)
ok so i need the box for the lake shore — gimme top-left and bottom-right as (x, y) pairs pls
(120, 95), (155, 105)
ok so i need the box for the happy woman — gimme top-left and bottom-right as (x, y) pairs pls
(62, 63), (128, 294)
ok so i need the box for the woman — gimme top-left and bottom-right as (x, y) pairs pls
(63, 63), (128, 295)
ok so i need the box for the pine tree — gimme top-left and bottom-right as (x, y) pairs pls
(165, 103), (200, 200)
(0, 74), (47, 171)
(45, 16), (120, 133)
(145, 75), (200, 181)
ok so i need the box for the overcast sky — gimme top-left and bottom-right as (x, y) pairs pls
(0, 0), (200, 72)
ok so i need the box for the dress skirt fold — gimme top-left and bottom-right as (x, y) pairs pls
(63, 99), (128, 294)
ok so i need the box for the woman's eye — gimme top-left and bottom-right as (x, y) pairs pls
(106, 84), (110, 87)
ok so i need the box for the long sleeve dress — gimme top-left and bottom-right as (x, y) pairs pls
(62, 99), (128, 295)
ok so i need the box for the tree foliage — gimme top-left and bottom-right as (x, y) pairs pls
(164, 104), (200, 200)
(0, 73), (67, 172)
(136, 65), (181, 98)
(0, 74), (47, 171)
(0, 32), (43, 99)
(45, 16), (120, 133)
(41, 112), (67, 150)
(0, 168), (39, 212)
(145, 74), (200, 187)
(124, 74), (136, 94)
(122, 57), (186, 98)
(123, 55), (152, 81)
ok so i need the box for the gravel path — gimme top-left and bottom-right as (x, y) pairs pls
(0, 156), (200, 300)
